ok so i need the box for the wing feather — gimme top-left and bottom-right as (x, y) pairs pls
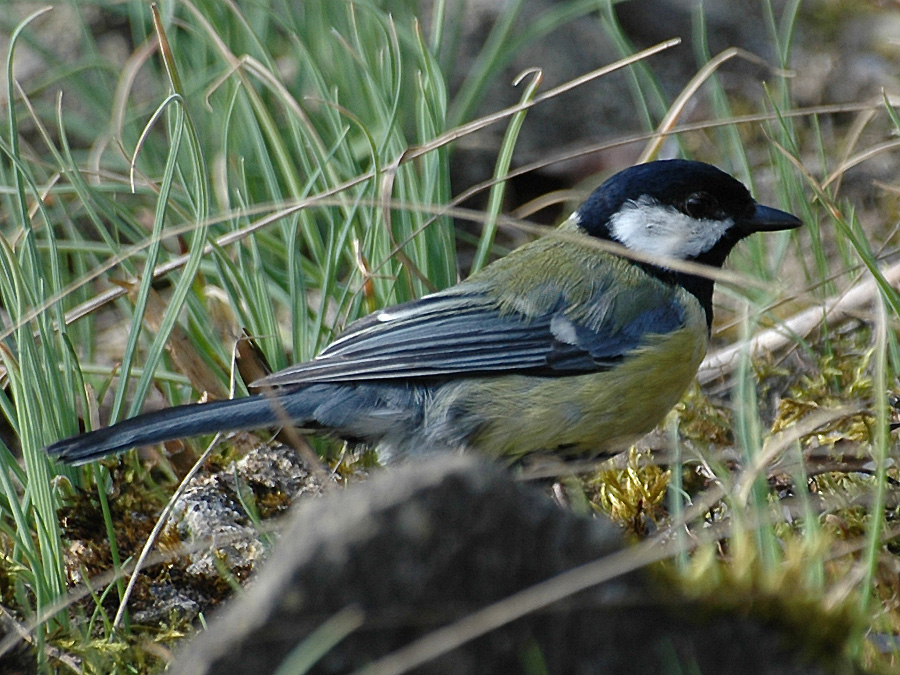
(254, 279), (686, 387)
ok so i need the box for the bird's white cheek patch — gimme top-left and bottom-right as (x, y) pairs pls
(606, 197), (734, 261)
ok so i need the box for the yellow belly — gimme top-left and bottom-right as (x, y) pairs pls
(451, 324), (708, 459)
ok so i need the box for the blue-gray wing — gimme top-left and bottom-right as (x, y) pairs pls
(254, 283), (686, 387)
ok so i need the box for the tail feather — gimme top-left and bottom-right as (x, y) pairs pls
(46, 393), (309, 466)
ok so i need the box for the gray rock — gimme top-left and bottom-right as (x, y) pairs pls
(169, 456), (839, 674)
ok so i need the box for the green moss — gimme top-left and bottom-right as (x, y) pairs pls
(585, 448), (670, 536)
(662, 535), (865, 672)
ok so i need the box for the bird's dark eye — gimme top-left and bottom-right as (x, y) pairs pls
(684, 192), (719, 219)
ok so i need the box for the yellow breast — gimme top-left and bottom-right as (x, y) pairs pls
(438, 290), (708, 460)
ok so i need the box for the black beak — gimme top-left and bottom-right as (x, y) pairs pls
(739, 203), (803, 233)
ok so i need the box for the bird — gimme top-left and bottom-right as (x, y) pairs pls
(46, 159), (802, 466)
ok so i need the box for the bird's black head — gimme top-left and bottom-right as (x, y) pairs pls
(572, 159), (802, 325)
(575, 159), (801, 266)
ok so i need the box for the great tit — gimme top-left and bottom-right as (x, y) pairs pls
(46, 160), (801, 466)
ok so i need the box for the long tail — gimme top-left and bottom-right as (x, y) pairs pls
(46, 391), (314, 466)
